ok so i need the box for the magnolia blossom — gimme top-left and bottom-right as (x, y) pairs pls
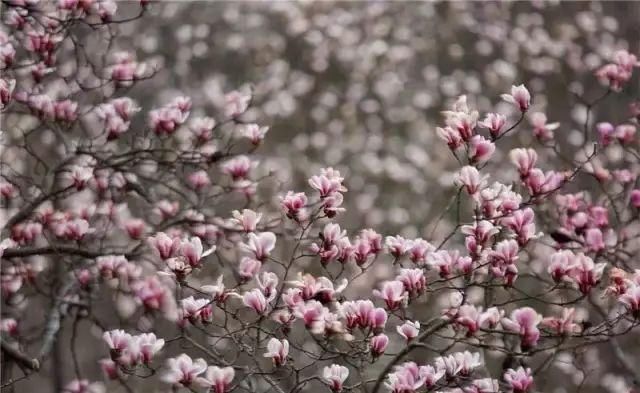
(280, 191), (308, 221)
(263, 338), (289, 366)
(187, 170), (211, 190)
(397, 320), (420, 341)
(180, 296), (213, 325)
(465, 378), (500, 393)
(541, 308), (581, 335)
(102, 329), (131, 354)
(241, 232), (276, 261)
(501, 307), (542, 349)
(197, 366), (235, 393)
(231, 209), (262, 232)
(370, 334), (389, 357)
(322, 364), (349, 392)
(224, 90), (251, 118)
(510, 148), (537, 178)
(63, 380), (105, 393)
(479, 112), (506, 137)
(373, 280), (407, 310)
(504, 367), (533, 393)
(501, 84), (531, 112)
(619, 283), (640, 314)
(451, 305), (501, 336)
(201, 275), (229, 303)
(161, 354), (207, 387)
(530, 112), (560, 141)
(241, 123), (269, 144)
(457, 166), (486, 195)
(385, 362), (444, 393)
(435, 351), (482, 378)
(468, 135), (495, 163)
(243, 289), (269, 314)
(238, 257), (262, 281)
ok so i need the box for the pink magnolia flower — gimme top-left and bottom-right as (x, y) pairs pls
(11, 222), (43, 245)
(339, 300), (387, 331)
(502, 208), (537, 246)
(201, 276), (229, 304)
(501, 307), (542, 350)
(243, 289), (268, 314)
(0, 78), (16, 109)
(567, 253), (605, 294)
(154, 200), (180, 219)
(397, 320), (420, 341)
(597, 122), (616, 146)
(322, 364), (349, 392)
(54, 99), (78, 122)
(479, 112), (507, 138)
(237, 257), (261, 281)
(280, 191), (308, 221)
(290, 273), (347, 303)
(197, 366), (235, 393)
(468, 135), (495, 163)
(256, 271), (279, 300)
(63, 380), (105, 393)
(427, 250), (460, 278)
(584, 228), (605, 252)
(109, 52), (146, 87)
(385, 362), (443, 392)
(124, 219), (146, 239)
(385, 236), (413, 258)
(464, 378), (500, 393)
(102, 329), (132, 355)
(241, 232), (276, 261)
(595, 50), (639, 91)
(187, 170), (211, 190)
(190, 117), (216, 141)
(436, 126), (463, 150)
(396, 268), (426, 297)
(373, 280), (407, 310)
(504, 367), (533, 393)
(547, 250), (575, 283)
(452, 305), (501, 336)
(67, 165), (94, 190)
(510, 148), (537, 178)
(241, 123), (269, 145)
(263, 338), (289, 366)
(99, 359), (120, 380)
(0, 318), (18, 337)
(180, 296), (213, 325)
(161, 355), (207, 387)
(370, 334), (389, 357)
(407, 239), (434, 265)
(541, 308), (581, 335)
(530, 112), (560, 141)
(615, 124), (636, 144)
(619, 283), (640, 315)
(224, 90), (251, 118)
(181, 236), (215, 267)
(308, 168), (346, 198)
(231, 209), (262, 232)
(435, 351), (481, 378)
(501, 84), (531, 112)
(148, 232), (181, 259)
(136, 333), (164, 364)
(293, 300), (327, 333)
(221, 155), (253, 180)
(456, 166), (486, 195)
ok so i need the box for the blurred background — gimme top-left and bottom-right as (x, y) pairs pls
(113, 0), (640, 237)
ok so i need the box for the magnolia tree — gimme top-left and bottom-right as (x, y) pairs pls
(1, 1), (640, 393)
